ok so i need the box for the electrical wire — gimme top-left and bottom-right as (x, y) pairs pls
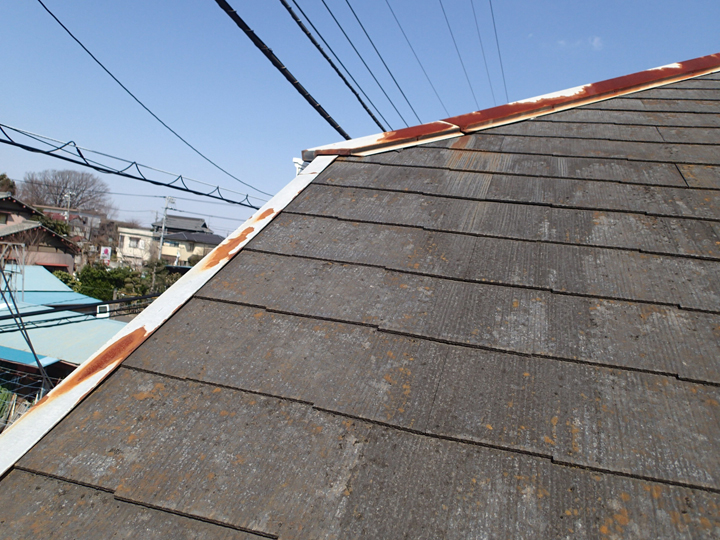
(320, 0), (408, 128)
(36, 0), (272, 197)
(0, 123), (260, 209)
(0, 305), (154, 334)
(384, 0), (449, 117)
(213, 0), (351, 140)
(288, 0), (393, 130)
(167, 208), (243, 223)
(0, 293), (161, 322)
(488, 0), (509, 102)
(17, 180), (251, 209)
(438, 0), (480, 110)
(343, 0), (422, 124)
(0, 266), (53, 393)
(278, 0), (386, 132)
(469, 0), (497, 106)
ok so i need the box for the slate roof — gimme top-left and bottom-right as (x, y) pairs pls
(2, 55), (720, 538)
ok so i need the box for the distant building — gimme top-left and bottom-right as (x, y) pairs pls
(116, 227), (155, 269)
(162, 231), (224, 265)
(150, 215), (223, 265)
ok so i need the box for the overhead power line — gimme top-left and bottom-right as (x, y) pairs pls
(488, 0), (509, 102)
(36, 0), (271, 197)
(384, 0), (449, 117)
(0, 265), (53, 394)
(343, 0), (422, 124)
(213, 0), (351, 140)
(320, 0), (408, 128)
(287, 0), (393, 131)
(0, 123), (260, 209)
(278, 0), (387, 132)
(439, 0), (480, 110)
(470, 0), (497, 106)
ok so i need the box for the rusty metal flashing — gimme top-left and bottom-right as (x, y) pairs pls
(302, 52), (720, 161)
(0, 154), (337, 478)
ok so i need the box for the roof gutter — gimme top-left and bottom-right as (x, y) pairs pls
(302, 52), (720, 161)
(0, 155), (337, 478)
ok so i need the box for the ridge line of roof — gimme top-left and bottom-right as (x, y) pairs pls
(0, 155), (338, 478)
(302, 52), (720, 161)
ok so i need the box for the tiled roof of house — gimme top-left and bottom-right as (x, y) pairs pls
(164, 231), (225, 245)
(1, 54), (719, 538)
(152, 215), (213, 233)
(0, 221), (80, 253)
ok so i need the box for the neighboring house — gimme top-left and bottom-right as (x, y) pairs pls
(0, 193), (80, 273)
(0, 192), (42, 226)
(116, 226), (155, 269)
(0, 222), (79, 273)
(2, 54), (720, 537)
(118, 220), (223, 268)
(161, 231), (224, 265)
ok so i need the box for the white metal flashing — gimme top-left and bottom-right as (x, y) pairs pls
(0, 154), (337, 477)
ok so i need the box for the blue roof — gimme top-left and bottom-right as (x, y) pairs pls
(0, 266), (127, 365)
(5, 265), (97, 306)
(0, 345), (59, 368)
(0, 306), (126, 365)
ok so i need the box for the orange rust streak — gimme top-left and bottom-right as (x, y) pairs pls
(199, 208), (277, 270)
(200, 226), (255, 270)
(310, 52), (720, 156)
(444, 53), (720, 132)
(375, 121), (458, 145)
(36, 327), (148, 405)
(252, 208), (275, 222)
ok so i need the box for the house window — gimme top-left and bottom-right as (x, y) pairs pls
(166, 241), (179, 247)
(128, 237), (141, 248)
(0, 214), (7, 224)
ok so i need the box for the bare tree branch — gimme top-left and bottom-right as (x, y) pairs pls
(18, 170), (114, 214)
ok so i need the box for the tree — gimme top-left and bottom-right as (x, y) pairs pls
(18, 170), (113, 213)
(0, 173), (16, 195)
(32, 213), (70, 236)
(76, 263), (133, 301)
(53, 270), (81, 292)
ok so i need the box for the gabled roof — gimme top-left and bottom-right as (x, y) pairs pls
(0, 192), (42, 218)
(152, 215), (212, 233)
(0, 221), (80, 254)
(163, 231), (225, 245)
(2, 54), (720, 538)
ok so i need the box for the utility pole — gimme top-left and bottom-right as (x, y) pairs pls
(62, 192), (75, 222)
(158, 196), (175, 259)
(151, 196), (175, 291)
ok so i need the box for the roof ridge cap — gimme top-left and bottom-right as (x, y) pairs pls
(302, 52), (720, 161)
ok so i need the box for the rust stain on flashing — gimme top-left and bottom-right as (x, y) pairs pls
(375, 121), (460, 145)
(445, 54), (720, 132)
(306, 52), (720, 158)
(34, 327), (148, 408)
(198, 208), (276, 271)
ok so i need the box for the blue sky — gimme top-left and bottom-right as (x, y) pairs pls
(2, 0), (718, 235)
